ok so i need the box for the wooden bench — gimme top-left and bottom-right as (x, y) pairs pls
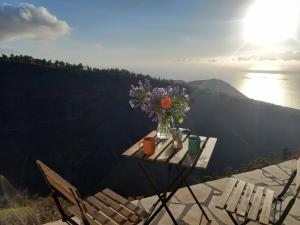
(36, 160), (148, 225)
(216, 158), (300, 225)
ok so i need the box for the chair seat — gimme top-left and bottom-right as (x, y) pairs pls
(67, 188), (148, 225)
(216, 178), (275, 225)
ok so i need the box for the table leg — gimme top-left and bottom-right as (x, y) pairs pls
(140, 147), (206, 224)
(175, 166), (211, 221)
(145, 165), (193, 224)
(145, 164), (184, 222)
(165, 164), (172, 199)
(137, 160), (178, 225)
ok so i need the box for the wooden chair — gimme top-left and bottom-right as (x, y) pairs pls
(36, 160), (148, 225)
(215, 158), (300, 225)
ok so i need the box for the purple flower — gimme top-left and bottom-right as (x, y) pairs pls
(129, 79), (190, 124)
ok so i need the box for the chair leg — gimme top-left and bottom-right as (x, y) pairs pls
(241, 218), (250, 225)
(274, 196), (296, 225)
(66, 218), (81, 225)
(226, 211), (251, 225)
(276, 170), (296, 200)
(51, 192), (69, 222)
(226, 211), (239, 225)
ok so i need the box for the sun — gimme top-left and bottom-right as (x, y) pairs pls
(243, 0), (299, 45)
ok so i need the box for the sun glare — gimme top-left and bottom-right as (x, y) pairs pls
(244, 0), (299, 45)
(241, 72), (285, 105)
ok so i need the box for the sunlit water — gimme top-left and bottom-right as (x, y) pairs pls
(233, 72), (300, 110)
(192, 69), (300, 110)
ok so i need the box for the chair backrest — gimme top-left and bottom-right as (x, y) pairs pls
(36, 160), (81, 205)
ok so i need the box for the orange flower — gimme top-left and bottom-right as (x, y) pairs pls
(161, 97), (172, 109)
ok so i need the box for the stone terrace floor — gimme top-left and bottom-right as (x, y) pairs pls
(45, 159), (300, 225)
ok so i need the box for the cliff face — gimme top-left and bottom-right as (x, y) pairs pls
(1, 61), (300, 197)
(0, 62), (156, 195)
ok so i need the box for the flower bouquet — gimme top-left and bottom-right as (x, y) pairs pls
(129, 80), (191, 139)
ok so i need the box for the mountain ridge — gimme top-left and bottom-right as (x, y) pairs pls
(189, 79), (247, 99)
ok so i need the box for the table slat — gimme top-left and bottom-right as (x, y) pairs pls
(132, 137), (161, 159)
(156, 135), (188, 162)
(122, 131), (217, 170)
(147, 137), (173, 160)
(122, 131), (156, 157)
(180, 137), (207, 167)
(168, 135), (190, 164)
(196, 137), (217, 169)
(156, 145), (177, 162)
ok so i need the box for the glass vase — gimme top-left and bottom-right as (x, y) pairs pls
(157, 115), (173, 140)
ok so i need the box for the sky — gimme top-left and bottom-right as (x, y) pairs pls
(0, 0), (300, 80)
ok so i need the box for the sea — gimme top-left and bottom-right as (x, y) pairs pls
(186, 70), (300, 111)
(229, 71), (300, 110)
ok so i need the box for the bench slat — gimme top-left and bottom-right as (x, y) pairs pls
(67, 205), (99, 225)
(102, 188), (148, 218)
(259, 189), (274, 225)
(95, 191), (139, 222)
(236, 182), (255, 216)
(247, 186), (264, 221)
(82, 201), (116, 225)
(226, 180), (246, 213)
(216, 178), (238, 209)
(87, 196), (133, 224)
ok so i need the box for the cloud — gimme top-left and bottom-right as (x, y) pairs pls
(244, 69), (294, 75)
(173, 57), (202, 63)
(232, 51), (300, 62)
(174, 50), (300, 65)
(279, 51), (300, 61)
(95, 42), (102, 49)
(207, 58), (217, 62)
(0, 3), (71, 41)
(174, 57), (219, 63)
(0, 47), (20, 55)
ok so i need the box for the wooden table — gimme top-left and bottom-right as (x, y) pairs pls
(122, 130), (217, 225)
